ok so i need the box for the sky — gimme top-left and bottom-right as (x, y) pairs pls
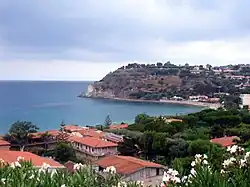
(1, 0), (250, 81)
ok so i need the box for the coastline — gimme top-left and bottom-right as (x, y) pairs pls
(79, 95), (221, 109)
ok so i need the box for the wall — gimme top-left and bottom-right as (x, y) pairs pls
(124, 167), (164, 181)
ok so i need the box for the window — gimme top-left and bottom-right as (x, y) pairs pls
(146, 169), (150, 177)
(140, 171), (144, 177)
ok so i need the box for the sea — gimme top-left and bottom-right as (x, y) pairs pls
(0, 81), (201, 134)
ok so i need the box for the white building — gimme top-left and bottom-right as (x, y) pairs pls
(240, 94), (250, 107)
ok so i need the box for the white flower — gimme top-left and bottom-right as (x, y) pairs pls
(191, 161), (196, 167)
(136, 181), (144, 186)
(162, 169), (180, 184)
(103, 166), (116, 174)
(1, 178), (6, 184)
(41, 162), (51, 170)
(61, 185), (66, 187)
(0, 159), (4, 163)
(220, 169), (226, 174)
(51, 170), (57, 177)
(10, 161), (21, 168)
(203, 154), (208, 159)
(222, 157), (236, 168)
(240, 159), (247, 168)
(181, 176), (188, 183)
(29, 174), (35, 179)
(17, 156), (24, 162)
(202, 160), (208, 165)
(190, 168), (196, 176)
(117, 181), (127, 187)
(73, 163), (85, 170)
(245, 152), (250, 159)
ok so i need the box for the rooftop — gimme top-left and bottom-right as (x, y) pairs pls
(0, 139), (10, 146)
(69, 136), (118, 148)
(210, 136), (238, 147)
(0, 150), (64, 168)
(109, 124), (129, 130)
(95, 155), (163, 174)
(79, 129), (105, 139)
(63, 125), (84, 132)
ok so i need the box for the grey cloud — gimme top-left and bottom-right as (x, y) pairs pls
(0, 0), (250, 62)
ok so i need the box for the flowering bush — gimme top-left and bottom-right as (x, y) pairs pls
(161, 145), (250, 187)
(0, 158), (142, 187)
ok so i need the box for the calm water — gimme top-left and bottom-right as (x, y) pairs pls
(0, 81), (201, 134)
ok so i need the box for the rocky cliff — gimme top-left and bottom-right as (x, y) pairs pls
(84, 62), (242, 100)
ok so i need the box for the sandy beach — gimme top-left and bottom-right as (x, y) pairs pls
(81, 95), (221, 109)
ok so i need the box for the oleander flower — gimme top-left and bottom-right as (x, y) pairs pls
(17, 156), (25, 162)
(103, 166), (116, 174)
(73, 163), (85, 170)
(222, 157), (237, 168)
(10, 161), (21, 168)
(1, 178), (6, 184)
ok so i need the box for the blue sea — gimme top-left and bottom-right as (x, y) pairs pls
(0, 81), (201, 134)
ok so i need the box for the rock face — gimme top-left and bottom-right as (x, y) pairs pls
(84, 63), (242, 100)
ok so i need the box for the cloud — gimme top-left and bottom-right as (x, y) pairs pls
(0, 0), (250, 80)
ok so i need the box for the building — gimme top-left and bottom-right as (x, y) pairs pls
(109, 123), (129, 130)
(0, 140), (11, 150)
(95, 155), (165, 184)
(104, 133), (124, 144)
(0, 150), (64, 171)
(210, 136), (238, 147)
(164, 118), (183, 123)
(63, 125), (85, 133)
(240, 94), (250, 107)
(189, 95), (208, 102)
(69, 136), (118, 161)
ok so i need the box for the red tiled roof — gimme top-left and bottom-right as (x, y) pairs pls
(96, 155), (163, 174)
(69, 136), (118, 148)
(79, 129), (105, 139)
(0, 140), (10, 146)
(0, 150), (64, 168)
(210, 136), (238, 147)
(63, 125), (83, 132)
(109, 124), (129, 130)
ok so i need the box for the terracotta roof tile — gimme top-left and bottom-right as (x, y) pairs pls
(0, 150), (64, 168)
(79, 129), (105, 139)
(69, 136), (118, 148)
(96, 155), (163, 174)
(63, 125), (83, 132)
(109, 124), (129, 130)
(0, 140), (10, 146)
(210, 136), (238, 147)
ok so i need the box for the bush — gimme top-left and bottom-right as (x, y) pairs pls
(0, 160), (142, 187)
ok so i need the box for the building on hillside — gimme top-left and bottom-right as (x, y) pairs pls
(164, 118), (183, 123)
(109, 123), (129, 130)
(0, 150), (65, 171)
(78, 129), (105, 139)
(0, 140), (10, 150)
(95, 155), (165, 185)
(240, 94), (250, 107)
(69, 136), (118, 162)
(210, 136), (239, 147)
(189, 95), (208, 102)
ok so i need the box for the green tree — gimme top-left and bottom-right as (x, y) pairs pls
(104, 115), (112, 127)
(188, 139), (212, 156)
(118, 137), (139, 156)
(8, 121), (39, 151)
(40, 132), (52, 152)
(54, 142), (76, 163)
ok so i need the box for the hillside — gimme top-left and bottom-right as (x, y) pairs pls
(84, 62), (248, 101)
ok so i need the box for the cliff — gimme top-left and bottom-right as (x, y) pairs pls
(84, 62), (243, 100)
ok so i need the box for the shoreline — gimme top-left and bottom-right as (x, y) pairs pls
(79, 95), (221, 109)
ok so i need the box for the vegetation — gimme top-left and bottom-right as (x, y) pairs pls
(4, 121), (39, 151)
(87, 62), (250, 105)
(0, 160), (142, 187)
(54, 142), (77, 163)
(104, 115), (112, 127)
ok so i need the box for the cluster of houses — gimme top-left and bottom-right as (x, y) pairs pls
(0, 123), (166, 185)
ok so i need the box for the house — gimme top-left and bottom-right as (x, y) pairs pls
(104, 133), (124, 143)
(109, 123), (129, 130)
(0, 150), (64, 171)
(240, 94), (250, 107)
(189, 95), (208, 102)
(0, 140), (10, 150)
(69, 136), (118, 162)
(63, 125), (84, 133)
(79, 129), (105, 139)
(210, 136), (238, 147)
(95, 155), (165, 184)
(164, 118), (183, 123)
